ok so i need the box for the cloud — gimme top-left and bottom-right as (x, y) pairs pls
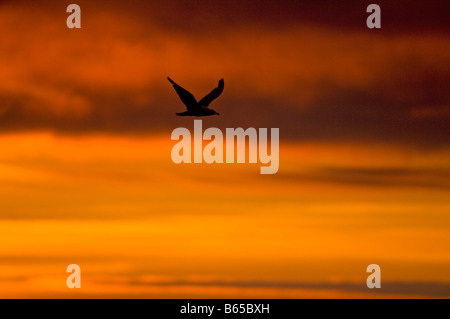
(0, 0), (448, 149)
(278, 166), (450, 189)
(0, 1), (449, 299)
(106, 277), (450, 298)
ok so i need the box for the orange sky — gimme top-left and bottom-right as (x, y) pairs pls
(0, 0), (449, 298)
(0, 133), (449, 298)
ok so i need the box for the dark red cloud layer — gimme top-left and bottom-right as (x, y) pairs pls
(0, 0), (448, 148)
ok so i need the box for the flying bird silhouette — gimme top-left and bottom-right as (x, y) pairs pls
(168, 77), (224, 116)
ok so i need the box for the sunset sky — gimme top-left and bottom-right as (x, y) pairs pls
(0, 0), (449, 298)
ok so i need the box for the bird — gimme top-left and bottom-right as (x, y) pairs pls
(168, 77), (224, 116)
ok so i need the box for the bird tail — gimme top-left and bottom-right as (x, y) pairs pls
(167, 77), (175, 85)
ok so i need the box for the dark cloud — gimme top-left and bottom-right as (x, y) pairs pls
(0, 0), (448, 149)
(2, 71), (448, 148)
(276, 166), (450, 189)
(76, 0), (450, 34)
(96, 277), (450, 298)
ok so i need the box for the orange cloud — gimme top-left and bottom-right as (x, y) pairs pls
(0, 1), (449, 298)
(0, 3), (448, 116)
(0, 133), (449, 299)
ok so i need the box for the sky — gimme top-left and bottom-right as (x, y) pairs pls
(0, 0), (449, 298)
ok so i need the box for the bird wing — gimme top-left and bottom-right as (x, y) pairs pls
(198, 79), (224, 107)
(167, 77), (199, 110)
